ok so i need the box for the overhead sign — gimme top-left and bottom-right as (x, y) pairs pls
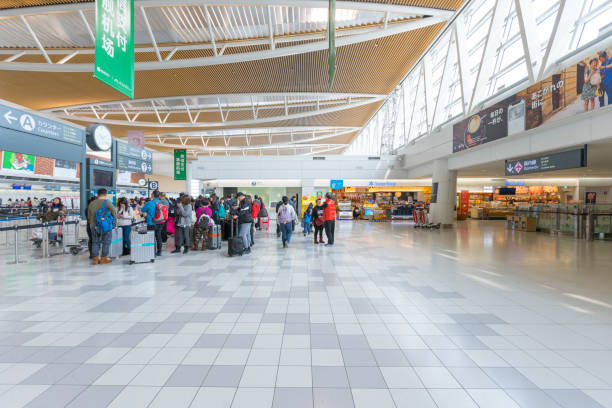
(505, 147), (586, 176)
(330, 179), (343, 190)
(0, 103), (83, 145)
(148, 180), (159, 190)
(116, 140), (153, 174)
(94, 0), (135, 98)
(174, 149), (187, 180)
(453, 46), (612, 153)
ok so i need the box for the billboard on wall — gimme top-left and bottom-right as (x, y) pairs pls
(2, 151), (35, 173)
(54, 159), (78, 178)
(453, 46), (612, 152)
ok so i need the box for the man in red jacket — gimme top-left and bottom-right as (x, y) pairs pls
(321, 192), (336, 246)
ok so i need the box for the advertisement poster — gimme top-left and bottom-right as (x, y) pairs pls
(127, 130), (145, 148)
(94, 0), (134, 98)
(453, 46), (612, 153)
(53, 159), (78, 178)
(459, 190), (470, 215)
(2, 151), (35, 173)
(586, 192), (597, 204)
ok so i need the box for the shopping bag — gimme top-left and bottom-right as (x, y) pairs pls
(166, 216), (175, 235)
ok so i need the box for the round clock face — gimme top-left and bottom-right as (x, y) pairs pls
(93, 125), (112, 151)
(86, 124), (112, 151)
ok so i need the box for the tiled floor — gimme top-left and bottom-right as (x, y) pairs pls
(0, 220), (612, 408)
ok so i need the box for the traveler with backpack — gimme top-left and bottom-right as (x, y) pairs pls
(233, 192), (252, 254)
(140, 190), (167, 257)
(172, 195), (192, 254)
(312, 198), (325, 244)
(192, 199), (212, 250)
(277, 196), (298, 248)
(321, 192), (336, 246)
(87, 188), (117, 265)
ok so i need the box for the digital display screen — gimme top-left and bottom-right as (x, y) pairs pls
(498, 188), (516, 195)
(93, 169), (113, 187)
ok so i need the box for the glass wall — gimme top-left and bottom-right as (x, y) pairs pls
(344, 0), (612, 155)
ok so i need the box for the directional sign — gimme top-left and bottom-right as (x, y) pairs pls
(116, 140), (153, 174)
(505, 147), (586, 176)
(0, 103), (83, 145)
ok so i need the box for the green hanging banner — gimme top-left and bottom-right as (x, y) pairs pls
(174, 149), (187, 181)
(328, 0), (336, 90)
(94, 0), (135, 98)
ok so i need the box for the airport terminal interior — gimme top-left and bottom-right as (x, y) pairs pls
(1, 0), (612, 407)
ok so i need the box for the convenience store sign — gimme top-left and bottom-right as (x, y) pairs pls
(94, 0), (135, 98)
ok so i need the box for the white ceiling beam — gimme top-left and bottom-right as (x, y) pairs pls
(0, 16), (447, 72)
(184, 98), (194, 123)
(120, 103), (133, 122)
(429, 33), (453, 132)
(151, 101), (162, 124)
(141, 6), (162, 62)
(56, 95), (384, 127)
(57, 51), (79, 64)
(46, 92), (384, 112)
(4, 51), (25, 62)
(537, 0), (574, 81)
(20, 15), (52, 64)
(284, 96), (289, 117)
(165, 47), (179, 61)
(452, 23), (469, 116)
(204, 6), (218, 57)
(267, 5), (276, 50)
(514, 0), (542, 84)
(90, 105), (100, 120)
(468, 0), (512, 113)
(250, 95), (258, 119)
(78, 9), (95, 44)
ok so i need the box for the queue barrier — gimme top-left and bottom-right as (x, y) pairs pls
(0, 218), (83, 264)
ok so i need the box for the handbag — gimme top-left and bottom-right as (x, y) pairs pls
(596, 87), (604, 98)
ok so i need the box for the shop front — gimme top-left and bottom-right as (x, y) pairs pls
(328, 182), (432, 221)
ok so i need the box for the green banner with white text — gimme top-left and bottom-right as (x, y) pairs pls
(94, 0), (134, 98)
(174, 149), (187, 181)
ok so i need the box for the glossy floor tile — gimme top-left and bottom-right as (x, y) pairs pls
(0, 220), (611, 407)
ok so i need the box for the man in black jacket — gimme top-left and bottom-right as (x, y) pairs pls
(232, 192), (252, 254)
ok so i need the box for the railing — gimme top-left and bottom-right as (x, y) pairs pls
(0, 216), (85, 264)
(514, 204), (612, 240)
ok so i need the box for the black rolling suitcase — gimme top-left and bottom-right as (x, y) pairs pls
(228, 219), (245, 257)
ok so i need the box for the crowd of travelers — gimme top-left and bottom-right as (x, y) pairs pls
(84, 189), (337, 265)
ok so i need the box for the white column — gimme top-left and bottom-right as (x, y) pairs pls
(430, 158), (457, 227)
(186, 161), (193, 195)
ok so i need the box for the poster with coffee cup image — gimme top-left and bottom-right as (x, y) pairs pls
(452, 96), (515, 152)
(453, 47), (612, 153)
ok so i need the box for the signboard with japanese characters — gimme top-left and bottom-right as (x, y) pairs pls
(453, 46), (612, 153)
(116, 140), (153, 174)
(505, 147), (586, 176)
(174, 149), (187, 180)
(94, 0), (134, 98)
(0, 103), (83, 145)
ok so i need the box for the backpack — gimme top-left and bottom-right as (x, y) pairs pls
(278, 205), (292, 223)
(197, 213), (211, 227)
(95, 199), (114, 233)
(152, 199), (168, 224)
(218, 204), (226, 219)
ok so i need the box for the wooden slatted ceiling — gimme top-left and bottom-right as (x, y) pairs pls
(0, 1), (464, 11)
(0, 23), (443, 111)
